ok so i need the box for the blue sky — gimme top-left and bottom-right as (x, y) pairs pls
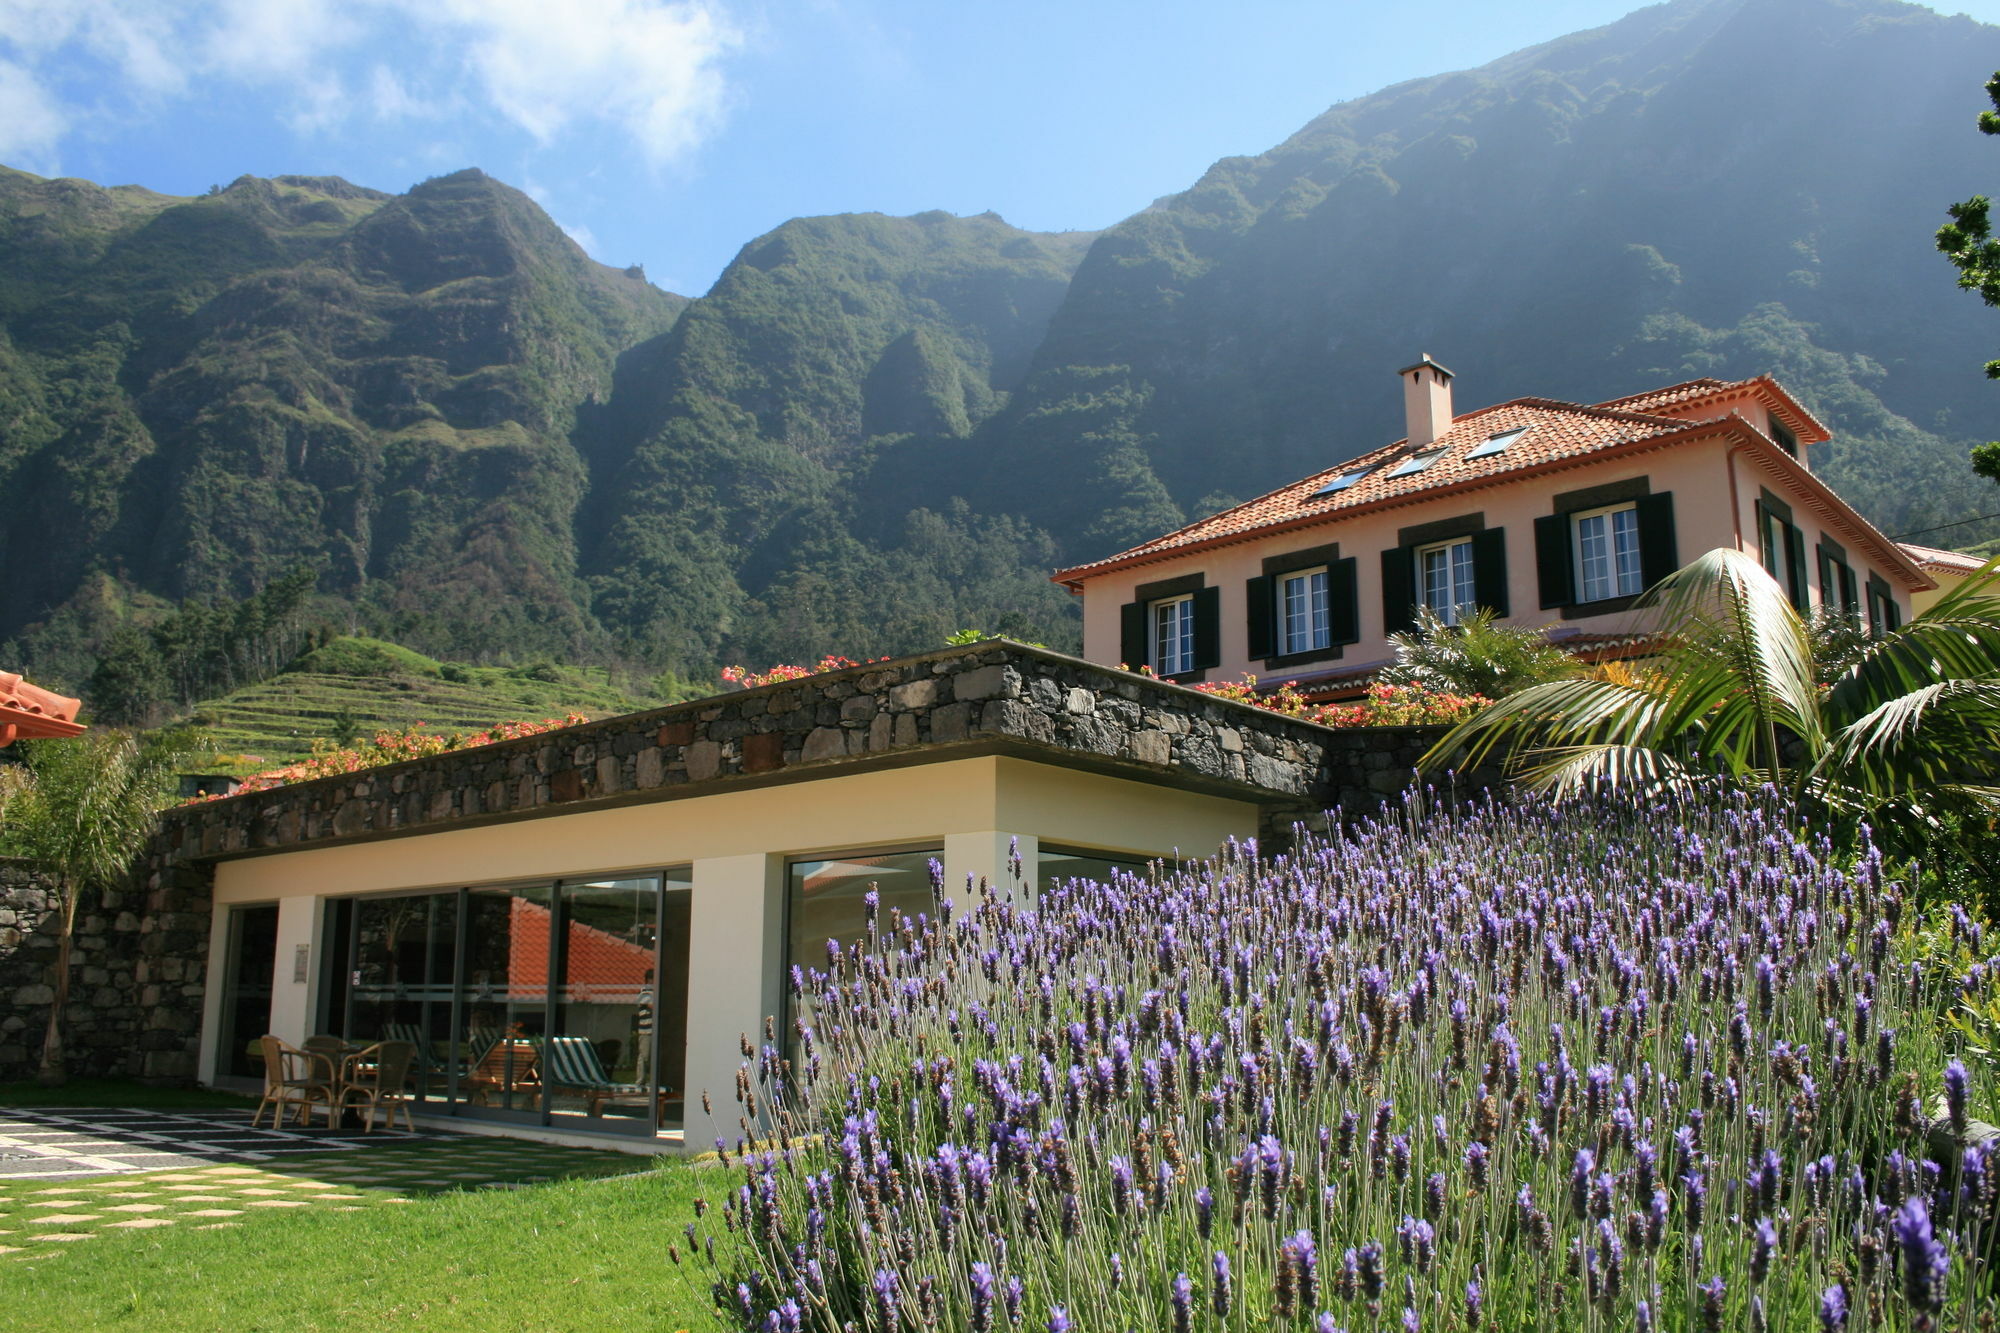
(6, 0), (2000, 296)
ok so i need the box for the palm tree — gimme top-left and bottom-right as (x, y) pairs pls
(0, 730), (188, 1085)
(1428, 548), (2000, 819)
(1381, 606), (1582, 698)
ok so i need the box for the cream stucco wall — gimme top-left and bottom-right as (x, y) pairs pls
(1079, 432), (1922, 681)
(202, 755), (1259, 1148)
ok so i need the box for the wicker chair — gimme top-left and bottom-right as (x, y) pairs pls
(251, 1036), (337, 1128)
(333, 1041), (419, 1132)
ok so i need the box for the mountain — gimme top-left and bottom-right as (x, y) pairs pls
(949, 0), (2000, 559)
(7, 0), (2000, 704)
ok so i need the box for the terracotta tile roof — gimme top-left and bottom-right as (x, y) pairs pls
(1595, 378), (1736, 412)
(1898, 542), (1989, 575)
(1054, 396), (1706, 580)
(0, 670), (84, 743)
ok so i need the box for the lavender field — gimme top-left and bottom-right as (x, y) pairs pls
(695, 792), (1999, 1330)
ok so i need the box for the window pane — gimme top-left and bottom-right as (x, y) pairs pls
(550, 876), (660, 1126)
(1449, 541), (1476, 623)
(1153, 598), (1194, 674)
(1038, 848), (1152, 894)
(1577, 513), (1610, 603)
(1310, 570), (1329, 646)
(217, 905), (279, 1080)
(1281, 570), (1330, 654)
(1612, 507), (1643, 596)
(458, 886), (552, 1114)
(787, 850), (943, 979)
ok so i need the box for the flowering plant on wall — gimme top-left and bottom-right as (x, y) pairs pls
(185, 715), (589, 802)
(721, 656), (891, 690)
(1193, 676), (1490, 728)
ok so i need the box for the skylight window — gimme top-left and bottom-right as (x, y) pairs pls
(1387, 449), (1445, 478)
(1468, 427), (1529, 459)
(1314, 466), (1374, 496)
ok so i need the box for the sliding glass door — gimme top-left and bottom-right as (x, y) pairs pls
(319, 870), (689, 1136)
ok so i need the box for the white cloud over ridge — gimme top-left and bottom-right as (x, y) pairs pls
(0, 0), (742, 170)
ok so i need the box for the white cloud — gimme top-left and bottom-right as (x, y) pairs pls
(430, 0), (740, 166)
(0, 57), (65, 171)
(559, 220), (602, 256)
(0, 0), (743, 168)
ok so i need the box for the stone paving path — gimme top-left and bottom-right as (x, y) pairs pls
(0, 1106), (446, 1179)
(0, 1127), (640, 1259)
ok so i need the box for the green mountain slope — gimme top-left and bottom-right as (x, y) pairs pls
(980, 0), (2000, 560)
(0, 167), (685, 682)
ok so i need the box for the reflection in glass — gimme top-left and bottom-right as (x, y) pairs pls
(550, 876), (660, 1126)
(345, 893), (458, 1099)
(217, 904), (280, 1079)
(657, 869), (692, 1128)
(786, 849), (943, 978)
(1038, 847), (1151, 896)
(457, 885), (551, 1114)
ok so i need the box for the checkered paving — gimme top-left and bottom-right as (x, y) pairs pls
(0, 1106), (444, 1180)
(0, 1132), (643, 1259)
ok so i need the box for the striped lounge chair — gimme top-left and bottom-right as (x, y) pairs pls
(544, 1035), (653, 1117)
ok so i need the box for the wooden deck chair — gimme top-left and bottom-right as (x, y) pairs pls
(544, 1034), (651, 1116)
(463, 1038), (540, 1107)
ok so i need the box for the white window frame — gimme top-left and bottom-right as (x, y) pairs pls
(1152, 594), (1196, 676)
(1278, 566), (1331, 656)
(1416, 538), (1477, 626)
(1572, 502), (1643, 604)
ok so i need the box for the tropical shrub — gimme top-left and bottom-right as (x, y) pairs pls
(692, 789), (1997, 1330)
(190, 715), (589, 801)
(0, 730), (191, 1082)
(1431, 548), (2000, 828)
(1380, 607), (1580, 698)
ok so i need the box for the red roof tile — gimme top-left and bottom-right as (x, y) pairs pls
(1052, 374), (1854, 586)
(1054, 397), (1705, 580)
(1898, 542), (1989, 575)
(0, 671), (84, 743)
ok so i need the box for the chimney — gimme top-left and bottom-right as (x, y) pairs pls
(1398, 354), (1455, 449)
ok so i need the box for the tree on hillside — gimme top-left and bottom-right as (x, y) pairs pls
(1935, 70), (2000, 484)
(0, 731), (189, 1085)
(1427, 548), (2000, 832)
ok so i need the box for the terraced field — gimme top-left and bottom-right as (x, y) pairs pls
(179, 639), (671, 774)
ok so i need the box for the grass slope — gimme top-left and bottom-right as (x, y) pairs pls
(182, 637), (667, 773)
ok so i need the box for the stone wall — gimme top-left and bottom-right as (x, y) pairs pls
(0, 857), (209, 1083)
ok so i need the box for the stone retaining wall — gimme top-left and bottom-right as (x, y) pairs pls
(0, 857), (209, 1083)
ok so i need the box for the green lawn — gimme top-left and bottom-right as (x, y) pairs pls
(0, 1141), (728, 1331)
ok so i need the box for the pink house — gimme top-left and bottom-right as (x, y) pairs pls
(1053, 358), (1935, 693)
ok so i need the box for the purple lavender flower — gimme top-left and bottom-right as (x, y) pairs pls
(1945, 1059), (1970, 1137)
(1570, 1148), (1595, 1220)
(1699, 1276), (1726, 1333)
(1046, 1306), (1069, 1333)
(1895, 1196), (1949, 1315)
(1749, 1217), (1777, 1283)
(1819, 1284), (1849, 1331)
(1170, 1273), (1193, 1333)
(870, 1267), (899, 1327)
(970, 1263), (995, 1333)
(1465, 1279), (1482, 1325)
(1286, 1229), (1321, 1307)
(1194, 1185), (1214, 1238)
(1315, 1317), (1343, 1333)
(1004, 1274), (1024, 1326)
(1212, 1251), (1233, 1317)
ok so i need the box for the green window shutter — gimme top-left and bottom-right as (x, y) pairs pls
(1816, 545), (1835, 604)
(1471, 527), (1509, 617)
(1841, 565), (1859, 616)
(1784, 523), (1810, 611)
(1119, 600), (1146, 670)
(1329, 557), (1360, 645)
(1245, 575), (1274, 660)
(1191, 586), (1222, 670)
(1381, 547), (1417, 635)
(1534, 513), (1574, 609)
(1634, 492), (1678, 592)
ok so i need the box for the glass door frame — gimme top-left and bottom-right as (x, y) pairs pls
(212, 901), (282, 1093)
(318, 866), (689, 1139)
